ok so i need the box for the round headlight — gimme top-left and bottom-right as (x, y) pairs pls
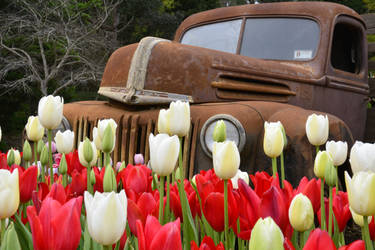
(200, 114), (246, 158)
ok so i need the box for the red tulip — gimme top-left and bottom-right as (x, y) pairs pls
(118, 164), (152, 196)
(127, 192), (158, 235)
(303, 229), (336, 250)
(295, 177), (321, 214)
(318, 198), (334, 233)
(66, 168), (87, 198)
(27, 196), (82, 250)
(46, 183), (67, 205)
(338, 240), (365, 250)
(17, 165), (38, 203)
(284, 237), (296, 250)
(249, 171), (279, 197)
(65, 150), (85, 176)
(332, 189), (351, 232)
(0, 152), (7, 169)
(137, 216), (182, 250)
(92, 166), (105, 193)
(260, 186), (288, 233)
(191, 236), (224, 250)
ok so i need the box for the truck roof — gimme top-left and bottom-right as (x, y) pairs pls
(174, 2), (364, 41)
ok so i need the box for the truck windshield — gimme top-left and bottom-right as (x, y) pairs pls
(240, 18), (320, 61)
(180, 19), (242, 54)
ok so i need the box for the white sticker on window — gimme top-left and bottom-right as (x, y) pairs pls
(294, 50), (313, 59)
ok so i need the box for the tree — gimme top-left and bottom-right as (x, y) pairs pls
(0, 0), (122, 96)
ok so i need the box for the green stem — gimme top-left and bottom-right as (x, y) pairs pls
(63, 174), (67, 187)
(25, 161), (29, 168)
(179, 137), (184, 180)
(291, 230), (299, 250)
(98, 151), (102, 169)
(320, 178), (326, 231)
(33, 141), (38, 165)
(158, 176), (165, 224)
(280, 152), (285, 188)
(104, 153), (110, 167)
(272, 157), (277, 178)
(0, 218), (5, 244)
(165, 174), (170, 223)
(316, 146), (320, 155)
(328, 187), (333, 237)
(48, 129), (53, 185)
(87, 165), (92, 194)
(364, 216), (374, 250)
(102, 245), (112, 250)
(335, 166), (339, 194)
(224, 180), (229, 250)
(299, 231), (305, 250)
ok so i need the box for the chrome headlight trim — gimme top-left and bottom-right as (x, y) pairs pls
(200, 114), (246, 158)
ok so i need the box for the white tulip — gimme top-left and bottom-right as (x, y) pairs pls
(349, 141), (375, 174)
(326, 140), (348, 166)
(78, 139), (97, 167)
(54, 130), (74, 154)
(0, 126), (2, 142)
(231, 169), (249, 189)
(305, 114), (329, 146)
(158, 100), (190, 137)
(84, 190), (127, 245)
(149, 133), (180, 176)
(38, 95), (64, 130)
(93, 119), (117, 152)
(350, 207), (372, 227)
(263, 121), (284, 158)
(0, 169), (19, 219)
(25, 116), (45, 142)
(288, 194), (314, 232)
(345, 171), (375, 216)
(213, 140), (240, 180)
(249, 217), (284, 250)
(7, 149), (21, 166)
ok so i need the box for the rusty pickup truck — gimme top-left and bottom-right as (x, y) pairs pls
(62, 2), (368, 185)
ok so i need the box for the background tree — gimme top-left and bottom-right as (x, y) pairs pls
(0, 0), (122, 97)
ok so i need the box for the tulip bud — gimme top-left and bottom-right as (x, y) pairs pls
(326, 140), (348, 167)
(2, 222), (21, 250)
(102, 124), (115, 153)
(25, 116), (44, 142)
(103, 166), (117, 192)
(263, 121), (284, 158)
(314, 151), (333, 179)
(288, 194), (314, 232)
(23, 140), (32, 162)
(191, 175), (197, 187)
(0, 169), (19, 219)
(59, 154), (67, 174)
(230, 169), (249, 189)
(279, 122), (288, 149)
(90, 169), (96, 185)
(213, 120), (226, 142)
(305, 113), (329, 146)
(40, 145), (48, 166)
(249, 217), (284, 250)
(7, 149), (15, 166)
(324, 163), (337, 187)
(83, 137), (94, 166)
(213, 141), (240, 180)
(38, 95), (64, 130)
(175, 167), (182, 181)
(149, 133), (179, 176)
(345, 171), (375, 216)
(134, 154), (144, 165)
(37, 140), (44, 154)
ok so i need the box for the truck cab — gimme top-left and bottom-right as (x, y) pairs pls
(63, 2), (368, 185)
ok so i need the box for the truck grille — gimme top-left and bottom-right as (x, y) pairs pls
(71, 115), (200, 179)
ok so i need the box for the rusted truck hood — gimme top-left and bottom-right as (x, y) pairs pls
(99, 37), (325, 105)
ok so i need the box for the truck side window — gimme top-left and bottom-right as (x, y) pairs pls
(180, 19), (242, 54)
(330, 21), (362, 73)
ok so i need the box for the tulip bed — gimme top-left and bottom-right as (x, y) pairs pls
(0, 95), (373, 250)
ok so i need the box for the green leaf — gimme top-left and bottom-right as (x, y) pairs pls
(13, 214), (33, 250)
